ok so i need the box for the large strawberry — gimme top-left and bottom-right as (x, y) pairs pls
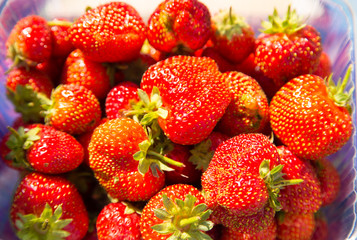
(215, 71), (270, 136)
(2, 124), (84, 174)
(10, 172), (89, 240)
(96, 202), (142, 240)
(139, 184), (213, 239)
(147, 0), (211, 54)
(6, 15), (52, 67)
(270, 67), (353, 160)
(140, 55), (230, 145)
(211, 8), (255, 64)
(254, 6), (322, 87)
(69, 2), (146, 63)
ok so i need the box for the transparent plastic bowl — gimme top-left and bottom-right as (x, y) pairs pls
(0, 0), (355, 239)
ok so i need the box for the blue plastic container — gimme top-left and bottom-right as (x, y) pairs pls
(0, 0), (355, 239)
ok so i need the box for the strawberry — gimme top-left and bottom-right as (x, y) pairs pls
(139, 184), (213, 239)
(61, 49), (113, 100)
(140, 55), (230, 145)
(3, 124), (84, 174)
(311, 212), (328, 240)
(276, 146), (322, 214)
(276, 211), (316, 240)
(254, 6), (322, 87)
(200, 47), (237, 72)
(88, 118), (166, 201)
(147, 0), (211, 54)
(215, 71), (270, 136)
(211, 8), (255, 64)
(5, 67), (54, 122)
(312, 51), (332, 79)
(10, 172), (89, 240)
(270, 67), (353, 160)
(96, 202), (142, 240)
(48, 18), (74, 58)
(69, 2), (146, 63)
(105, 81), (140, 120)
(36, 56), (66, 85)
(6, 15), (52, 67)
(311, 158), (341, 206)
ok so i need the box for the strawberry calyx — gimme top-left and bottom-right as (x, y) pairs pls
(5, 126), (41, 170)
(15, 203), (72, 240)
(213, 7), (249, 40)
(47, 19), (73, 27)
(327, 65), (354, 110)
(7, 44), (37, 72)
(260, 159), (303, 211)
(261, 5), (306, 34)
(188, 139), (214, 172)
(151, 194), (213, 239)
(6, 85), (51, 123)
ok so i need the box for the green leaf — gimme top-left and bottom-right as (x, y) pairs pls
(192, 204), (208, 216)
(162, 194), (177, 214)
(137, 89), (150, 106)
(151, 222), (175, 234)
(197, 221), (214, 232)
(154, 208), (173, 221)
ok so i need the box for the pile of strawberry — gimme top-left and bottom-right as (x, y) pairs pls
(0, 0), (354, 239)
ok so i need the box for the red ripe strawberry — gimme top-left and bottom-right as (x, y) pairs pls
(277, 146), (322, 214)
(141, 55), (230, 145)
(254, 6), (322, 87)
(140, 184), (213, 239)
(61, 49), (113, 100)
(164, 143), (202, 185)
(105, 81), (140, 119)
(88, 118), (165, 201)
(211, 8), (255, 64)
(311, 212), (328, 240)
(313, 51), (332, 79)
(220, 218), (277, 240)
(10, 172), (89, 240)
(96, 202), (142, 240)
(215, 71), (270, 136)
(147, 0), (211, 54)
(311, 158), (340, 206)
(3, 124), (84, 174)
(270, 68), (353, 160)
(69, 2), (146, 63)
(276, 212), (316, 240)
(48, 18), (74, 58)
(6, 15), (52, 67)
(45, 84), (102, 135)
(201, 47), (237, 72)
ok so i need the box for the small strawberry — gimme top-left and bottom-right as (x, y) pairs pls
(276, 211), (316, 240)
(96, 202), (142, 240)
(61, 49), (113, 100)
(270, 67), (353, 160)
(3, 124), (84, 174)
(10, 172), (89, 240)
(140, 184), (213, 239)
(69, 2), (146, 63)
(311, 212), (328, 240)
(147, 0), (212, 54)
(277, 146), (322, 214)
(48, 18), (74, 58)
(311, 158), (340, 206)
(105, 81), (140, 120)
(211, 8), (255, 64)
(140, 55), (230, 145)
(215, 71), (270, 136)
(6, 15), (52, 67)
(254, 6), (322, 87)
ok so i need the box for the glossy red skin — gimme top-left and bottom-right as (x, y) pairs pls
(140, 184), (205, 240)
(96, 202), (142, 240)
(277, 146), (322, 214)
(6, 67), (54, 97)
(216, 71), (270, 136)
(10, 172), (89, 240)
(164, 143), (202, 185)
(277, 212), (316, 240)
(88, 118), (165, 201)
(105, 81), (140, 119)
(269, 74), (353, 160)
(141, 55), (230, 145)
(26, 124), (84, 174)
(254, 25), (322, 87)
(69, 2), (146, 63)
(50, 18), (75, 58)
(6, 15), (52, 64)
(147, 0), (211, 53)
(48, 84), (102, 135)
(61, 49), (112, 100)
